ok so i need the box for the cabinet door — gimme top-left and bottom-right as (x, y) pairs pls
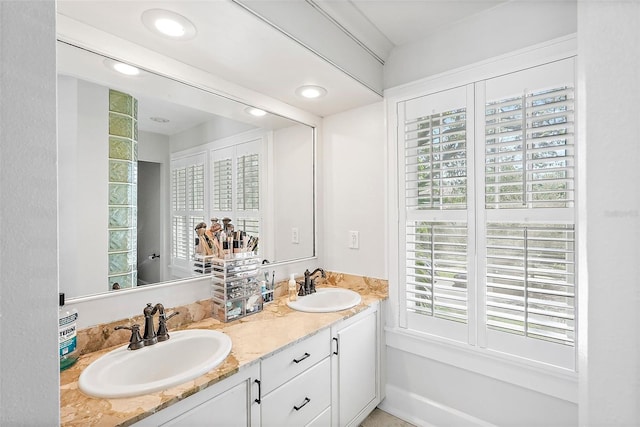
(161, 380), (250, 426)
(332, 305), (379, 427)
(134, 364), (260, 427)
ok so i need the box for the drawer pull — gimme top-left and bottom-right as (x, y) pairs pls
(254, 379), (262, 404)
(293, 397), (311, 411)
(293, 352), (311, 364)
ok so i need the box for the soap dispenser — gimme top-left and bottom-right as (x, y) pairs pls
(288, 274), (297, 302)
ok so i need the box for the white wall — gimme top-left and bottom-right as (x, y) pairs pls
(578, 1), (640, 425)
(0, 1), (59, 424)
(58, 77), (109, 298)
(384, 0), (577, 89)
(385, 347), (577, 426)
(322, 102), (386, 280)
(272, 124), (315, 262)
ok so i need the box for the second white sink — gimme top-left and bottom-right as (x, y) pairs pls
(287, 288), (362, 313)
(79, 329), (232, 399)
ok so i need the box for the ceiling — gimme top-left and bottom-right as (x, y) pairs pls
(56, 0), (507, 119)
(313, 0), (507, 60)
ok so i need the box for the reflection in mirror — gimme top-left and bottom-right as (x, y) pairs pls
(57, 41), (315, 300)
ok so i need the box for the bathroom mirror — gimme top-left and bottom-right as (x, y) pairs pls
(57, 41), (315, 299)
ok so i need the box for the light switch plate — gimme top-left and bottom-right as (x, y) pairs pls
(349, 230), (359, 249)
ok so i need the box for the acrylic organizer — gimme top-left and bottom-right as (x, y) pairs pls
(208, 252), (263, 322)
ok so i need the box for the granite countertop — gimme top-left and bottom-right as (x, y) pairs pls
(60, 274), (388, 427)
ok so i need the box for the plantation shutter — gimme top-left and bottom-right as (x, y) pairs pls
(406, 222), (468, 322)
(213, 158), (233, 212)
(399, 85), (472, 342)
(170, 154), (206, 268)
(485, 86), (575, 209)
(480, 59), (576, 368)
(237, 153), (259, 211)
(485, 223), (575, 345)
(211, 140), (262, 241)
(171, 168), (187, 261)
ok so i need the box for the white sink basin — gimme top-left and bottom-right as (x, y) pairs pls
(79, 329), (232, 399)
(287, 288), (362, 313)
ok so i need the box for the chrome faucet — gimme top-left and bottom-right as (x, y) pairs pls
(299, 268), (326, 296)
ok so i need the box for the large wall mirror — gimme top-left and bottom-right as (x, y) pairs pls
(57, 41), (315, 300)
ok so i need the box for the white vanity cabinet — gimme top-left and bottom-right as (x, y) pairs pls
(131, 302), (382, 427)
(133, 363), (260, 427)
(260, 328), (332, 427)
(330, 303), (381, 427)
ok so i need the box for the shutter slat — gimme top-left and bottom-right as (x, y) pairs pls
(485, 84), (574, 210)
(486, 223), (575, 345)
(406, 221), (468, 323)
(405, 105), (467, 210)
(213, 158), (233, 211)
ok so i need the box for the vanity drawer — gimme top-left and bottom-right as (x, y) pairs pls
(261, 328), (330, 394)
(306, 406), (331, 427)
(261, 357), (331, 427)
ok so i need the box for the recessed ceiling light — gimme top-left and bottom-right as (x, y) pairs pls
(296, 85), (327, 99)
(113, 62), (140, 76)
(245, 107), (267, 117)
(103, 59), (141, 76)
(150, 117), (170, 123)
(142, 9), (197, 40)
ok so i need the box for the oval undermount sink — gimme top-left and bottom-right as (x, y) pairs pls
(287, 288), (362, 313)
(79, 329), (232, 399)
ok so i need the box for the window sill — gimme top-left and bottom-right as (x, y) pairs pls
(384, 326), (578, 403)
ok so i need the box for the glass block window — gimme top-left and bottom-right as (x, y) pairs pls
(107, 89), (137, 291)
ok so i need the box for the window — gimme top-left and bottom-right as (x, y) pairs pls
(169, 136), (264, 276)
(397, 59), (576, 369)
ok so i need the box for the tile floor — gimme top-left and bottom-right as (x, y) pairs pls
(360, 408), (416, 427)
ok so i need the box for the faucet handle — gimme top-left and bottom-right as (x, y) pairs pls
(157, 311), (180, 342)
(297, 280), (306, 297)
(115, 323), (144, 350)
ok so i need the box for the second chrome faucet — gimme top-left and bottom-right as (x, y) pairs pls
(116, 303), (180, 350)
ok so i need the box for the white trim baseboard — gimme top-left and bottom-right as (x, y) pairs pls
(379, 384), (496, 427)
